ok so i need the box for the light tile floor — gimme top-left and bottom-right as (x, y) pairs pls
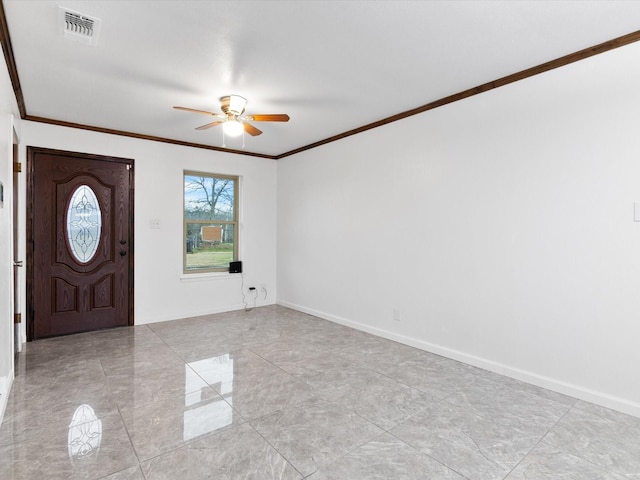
(1, 305), (638, 479)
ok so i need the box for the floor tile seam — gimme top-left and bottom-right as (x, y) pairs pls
(112, 383), (222, 416)
(392, 389), (557, 474)
(130, 419), (249, 467)
(131, 421), (246, 464)
(572, 401), (640, 431)
(370, 368), (446, 400)
(244, 345), (325, 381)
(538, 404), (640, 478)
(0, 435), (20, 449)
(325, 405), (411, 455)
(390, 378), (455, 402)
(93, 342), (174, 356)
(146, 327), (191, 361)
(92, 464), (144, 480)
(90, 324), (158, 344)
(347, 405), (402, 435)
(101, 357), (191, 378)
(248, 401), (386, 475)
(0, 411), (142, 479)
(409, 350), (574, 408)
(17, 360), (105, 376)
(388, 402), (529, 480)
(440, 386), (572, 432)
(383, 428), (474, 480)
(0, 400), (125, 437)
(102, 466), (147, 480)
(304, 428), (393, 479)
(17, 351), (100, 360)
(244, 404), (294, 426)
(374, 399), (437, 435)
(155, 331), (235, 350)
(181, 354), (256, 401)
(202, 385), (250, 427)
(500, 400), (575, 480)
(111, 395), (146, 470)
(245, 421), (307, 478)
(98, 355), (109, 379)
(218, 377), (321, 414)
(456, 425), (512, 475)
(538, 435), (627, 478)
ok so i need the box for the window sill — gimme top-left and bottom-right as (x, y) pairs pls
(180, 272), (242, 282)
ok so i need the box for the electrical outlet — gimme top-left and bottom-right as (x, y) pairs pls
(149, 218), (161, 229)
(393, 308), (401, 322)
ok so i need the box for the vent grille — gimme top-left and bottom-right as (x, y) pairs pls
(58, 7), (101, 45)
(64, 11), (94, 37)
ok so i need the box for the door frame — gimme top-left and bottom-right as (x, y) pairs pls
(12, 127), (21, 355)
(26, 146), (135, 340)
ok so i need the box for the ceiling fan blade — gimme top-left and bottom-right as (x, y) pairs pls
(246, 114), (290, 122)
(242, 121), (262, 136)
(174, 106), (221, 116)
(195, 120), (224, 130)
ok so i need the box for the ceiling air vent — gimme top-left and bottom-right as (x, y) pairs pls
(58, 7), (101, 46)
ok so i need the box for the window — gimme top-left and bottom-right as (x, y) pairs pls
(184, 171), (238, 273)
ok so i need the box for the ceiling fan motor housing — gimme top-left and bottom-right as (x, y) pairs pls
(221, 95), (247, 116)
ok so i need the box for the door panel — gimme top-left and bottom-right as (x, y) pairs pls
(28, 147), (134, 340)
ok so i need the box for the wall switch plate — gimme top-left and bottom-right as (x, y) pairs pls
(635, 203), (640, 222)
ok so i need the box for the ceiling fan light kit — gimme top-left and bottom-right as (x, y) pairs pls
(173, 94), (290, 143)
(223, 118), (244, 137)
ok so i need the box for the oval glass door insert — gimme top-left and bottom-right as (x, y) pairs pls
(67, 184), (102, 263)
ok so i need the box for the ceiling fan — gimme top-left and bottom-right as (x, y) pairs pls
(173, 95), (290, 137)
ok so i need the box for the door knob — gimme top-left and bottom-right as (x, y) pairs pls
(120, 251), (127, 256)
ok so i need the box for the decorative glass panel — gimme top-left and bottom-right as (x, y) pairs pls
(67, 184), (102, 263)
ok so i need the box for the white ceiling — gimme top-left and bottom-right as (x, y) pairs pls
(3, 1), (640, 157)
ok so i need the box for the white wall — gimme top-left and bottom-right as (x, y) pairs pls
(276, 41), (640, 417)
(22, 122), (277, 326)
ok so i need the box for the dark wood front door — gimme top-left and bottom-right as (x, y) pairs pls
(28, 147), (134, 340)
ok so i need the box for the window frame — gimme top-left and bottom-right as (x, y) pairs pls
(183, 170), (239, 274)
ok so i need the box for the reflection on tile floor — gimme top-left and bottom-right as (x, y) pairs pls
(1, 305), (638, 479)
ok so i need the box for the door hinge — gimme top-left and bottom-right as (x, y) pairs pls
(13, 162), (22, 173)
(14, 313), (21, 324)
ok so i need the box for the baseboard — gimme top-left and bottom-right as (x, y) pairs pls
(277, 300), (640, 419)
(136, 300), (276, 325)
(0, 370), (14, 426)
